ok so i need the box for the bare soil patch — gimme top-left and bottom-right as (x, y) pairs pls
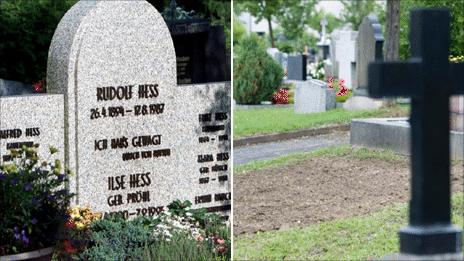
(233, 156), (463, 235)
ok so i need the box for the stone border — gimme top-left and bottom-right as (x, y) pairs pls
(234, 104), (293, 110)
(234, 124), (350, 147)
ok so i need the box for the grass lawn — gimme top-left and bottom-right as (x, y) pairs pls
(234, 193), (464, 260)
(234, 145), (405, 174)
(233, 105), (409, 138)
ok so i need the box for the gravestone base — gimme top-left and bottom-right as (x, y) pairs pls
(381, 252), (464, 261)
(400, 225), (462, 255)
(343, 95), (384, 111)
(350, 118), (463, 160)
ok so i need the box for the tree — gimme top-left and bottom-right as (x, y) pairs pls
(233, 16), (247, 46)
(340, 0), (384, 30)
(236, 0), (284, 48)
(276, 0), (318, 41)
(307, 11), (343, 35)
(399, 0), (464, 59)
(0, 0), (78, 83)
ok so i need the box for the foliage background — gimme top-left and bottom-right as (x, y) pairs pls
(0, 0), (231, 83)
(0, 0), (78, 83)
(399, 0), (464, 59)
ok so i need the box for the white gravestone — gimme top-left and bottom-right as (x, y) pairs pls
(47, 0), (230, 218)
(0, 95), (64, 164)
(332, 30), (358, 89)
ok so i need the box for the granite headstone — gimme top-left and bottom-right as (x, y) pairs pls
(287, 54), (307, 81)
(294, 79), (335, 113)
(47, 0), (230, 217)
(0, 95), (64, 164)
(356, 15), (384, 94)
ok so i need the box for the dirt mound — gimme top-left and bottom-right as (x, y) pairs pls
(234, 156), (463, 235)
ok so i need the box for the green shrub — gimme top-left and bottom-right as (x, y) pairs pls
(81, 215), (154, 260)
(234, 34), (284, 104)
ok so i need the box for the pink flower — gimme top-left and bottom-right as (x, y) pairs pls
(216, 238), (225, 245)
(196, 235), (204, 242)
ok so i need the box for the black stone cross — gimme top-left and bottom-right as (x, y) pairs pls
(368, 9), (463, 255)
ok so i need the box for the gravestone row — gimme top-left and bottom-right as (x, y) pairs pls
(0, 0), (231, 218)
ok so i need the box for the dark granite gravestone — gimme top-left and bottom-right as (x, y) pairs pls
(164, 1), (229, 85)
(287, 54), (307, 81)
(368, 9), (463, 256)
(356, 15), (384, 96)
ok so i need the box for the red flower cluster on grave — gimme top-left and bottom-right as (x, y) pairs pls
(33, 79), (45, 93)
(327, 77), (349, 96)
(272, 88), (289, 104)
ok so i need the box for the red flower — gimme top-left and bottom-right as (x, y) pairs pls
(272, 89), (289, 104)
(336, 86), (348, 97)
(64, 240), (77, 254)
(33, 80), (45, 93)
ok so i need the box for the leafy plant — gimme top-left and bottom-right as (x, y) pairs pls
(234, 34), (284, 104)
(0, 146), (73, 255)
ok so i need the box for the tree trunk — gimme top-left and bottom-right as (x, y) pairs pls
(385, 0), (400, 61)
(267, 17), (275, 48)
(385, 0), (401, 106)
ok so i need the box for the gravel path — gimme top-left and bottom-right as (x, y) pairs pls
(233, 131), (350, 166)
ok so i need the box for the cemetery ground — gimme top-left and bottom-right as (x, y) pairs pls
(233, 146), (464, 260)
(233, 104), (408, 139)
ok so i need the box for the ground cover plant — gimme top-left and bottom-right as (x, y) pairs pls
(234, 105), (409, 138)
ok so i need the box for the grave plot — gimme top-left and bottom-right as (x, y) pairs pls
(233, 147), (464, 235)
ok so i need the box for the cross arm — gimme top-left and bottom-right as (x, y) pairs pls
(450, 62), (464, 95)
(368, 60), (422, 98)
